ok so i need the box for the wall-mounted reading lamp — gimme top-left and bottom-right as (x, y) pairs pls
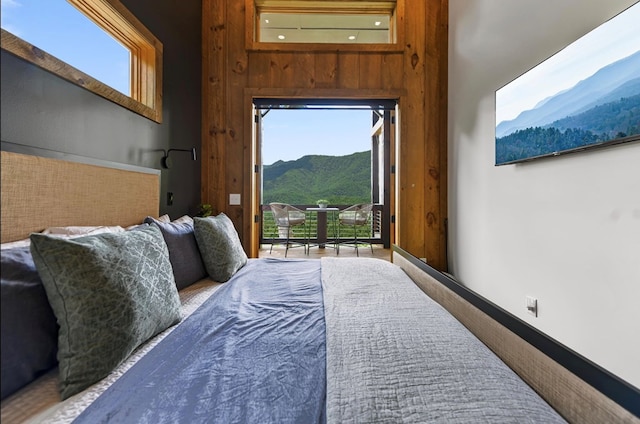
(161, 147), (197, 169)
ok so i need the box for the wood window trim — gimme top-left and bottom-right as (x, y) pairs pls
(0, 0), (163, 123)
(245, 0), (405, 52)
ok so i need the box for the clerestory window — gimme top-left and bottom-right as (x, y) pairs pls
(1, 0), (163, 123)
(247, 0), (403, 51)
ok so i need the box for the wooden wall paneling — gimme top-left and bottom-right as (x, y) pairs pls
(203, 0), (448, 266)
(268, 53), (295, 88)
(381, 53), (404, 90)
(398, 0), (427, 258)
(290, 52), (316, 87)
(424, 0), (448, 270)
(336, 52), (360, 89)
(247, 52), (271, 88)
(358, 53), (383, 89)
(202, 0), (227, 216)
(313, 52), (339, 89)
(227, 0), (249, 243)
(425, 0), (449, 271)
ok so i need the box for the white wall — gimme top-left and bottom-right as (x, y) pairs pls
(448, 0), (640, 389)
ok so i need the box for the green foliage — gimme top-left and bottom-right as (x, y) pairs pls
(263, 151), (372, 205)
(196, 204), (213, 217)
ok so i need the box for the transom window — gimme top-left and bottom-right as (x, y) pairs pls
(259, 12), (391, 44)
(248, 0), (402, 51)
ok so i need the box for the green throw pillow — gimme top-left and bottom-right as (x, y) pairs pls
(30, 225), (181, 399)
(194, 214), (248, 282)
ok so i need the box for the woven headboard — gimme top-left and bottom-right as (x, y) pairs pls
(1, 150), (160, 243)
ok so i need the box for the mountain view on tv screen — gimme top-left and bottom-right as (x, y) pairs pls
(495, 3), (640, 165)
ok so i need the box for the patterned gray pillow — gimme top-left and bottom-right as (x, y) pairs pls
(29, 225), (181, 400)
(194, 214), (248, 282)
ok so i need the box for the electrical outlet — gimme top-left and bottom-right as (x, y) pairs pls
(229, 193), (241, 205)
(526, 296), (538, 317)
(167, 192), (174, 206)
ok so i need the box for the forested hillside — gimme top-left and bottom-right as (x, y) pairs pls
(262, 151), (371, 205)
(496, 94), (640, 164)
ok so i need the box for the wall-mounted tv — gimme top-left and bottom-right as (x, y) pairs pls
(495, 3), (640, 166)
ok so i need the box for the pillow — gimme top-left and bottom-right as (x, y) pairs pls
(1, 228), (127, 251)
(1, 246), (58, 400)
(29, 225), (181, 399)
(172, 215), (194, 225)
(143, 218), (207, 290)
(1, 238), (31, 250)
(157, 214), (171, 223)
(146, 214), (171, 223)
(194, 214), (247, 282)
(41, 225), (125, 236)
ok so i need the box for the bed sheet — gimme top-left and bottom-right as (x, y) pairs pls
(72, 258), (326, 423)
(1, 278), (224, 424)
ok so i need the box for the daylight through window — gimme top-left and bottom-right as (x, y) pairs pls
(0, 0), (163, 122)
(250, 0), (401, 48)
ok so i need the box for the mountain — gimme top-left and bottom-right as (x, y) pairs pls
(263, 151), (371, 205)
(495, 94), (640, 164)
(548, 93), (640, 135)
(496, 50), (640, 138)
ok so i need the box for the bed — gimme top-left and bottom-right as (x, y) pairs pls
(1, 149), (638, 423)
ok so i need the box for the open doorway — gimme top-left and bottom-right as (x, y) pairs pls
(251, 98), (396, 252)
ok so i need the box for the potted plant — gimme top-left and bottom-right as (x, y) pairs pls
(196, 203), (213, 217)
(316, 199), (329, 208)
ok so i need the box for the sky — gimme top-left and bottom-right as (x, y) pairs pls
(1, 0), (376, 164)
(1, 0), (130, 95)
(496, 2), (640, 126)
(261, 108), (374, 165)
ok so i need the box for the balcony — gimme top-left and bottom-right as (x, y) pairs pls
(259, 204), (385, 247)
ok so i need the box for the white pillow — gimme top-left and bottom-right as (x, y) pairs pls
(41, 226), (125, 236)
(172, 215), (194, 225)
(157, 214), (171, 223)
(2, 226), (126, 249)
(0, 238), (31, 250)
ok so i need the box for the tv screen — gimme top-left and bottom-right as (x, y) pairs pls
(495, 3), (640, 165)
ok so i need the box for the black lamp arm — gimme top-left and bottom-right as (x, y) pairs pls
(161, 147), (197, 168)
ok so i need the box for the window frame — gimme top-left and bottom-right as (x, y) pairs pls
(245, 0), (404, 52)
(0, 0), (163, 123)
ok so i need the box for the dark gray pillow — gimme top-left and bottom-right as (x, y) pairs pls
(194, 214), (248, 282)
(1, 246), (58, 400)
(30, 225), (181, 399)
(143, 218), (207, 290)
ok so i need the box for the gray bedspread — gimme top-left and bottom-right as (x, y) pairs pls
(69, 257), (565, 423)
(321, 257), (566, 423)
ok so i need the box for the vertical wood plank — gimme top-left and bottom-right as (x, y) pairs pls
(313, 52), (338, 88)
(227, 0), (249, 244)
(399, 0), (427, 258)
(423, 0), (448, 270)
(202, 0), (227, 216)
(248, 52), (272, 88)
(268, 52), (295, 87)
(381, 53), (404, 90)
(337, 53), (360, 89)
(358, 53), (383, 89)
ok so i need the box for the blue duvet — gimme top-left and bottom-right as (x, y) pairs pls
(74, 258), (326, 424)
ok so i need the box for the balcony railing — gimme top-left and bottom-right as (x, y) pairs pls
(260, 204), (383, 245)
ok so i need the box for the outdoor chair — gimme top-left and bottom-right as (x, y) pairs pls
(269, 202), (308, 257)
(336, 203), (374, 256)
